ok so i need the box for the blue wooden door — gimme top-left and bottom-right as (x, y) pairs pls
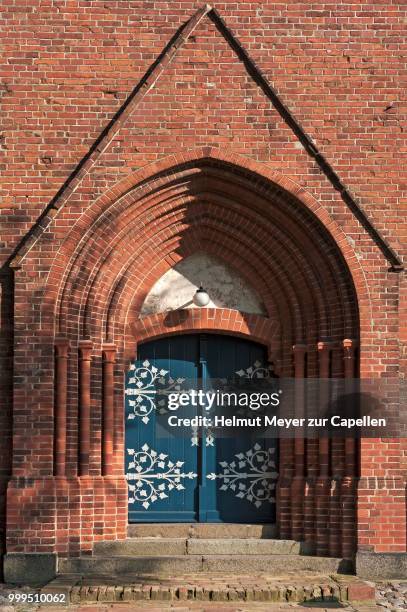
(125, 334), (278, 523)
(200, 335), (278, 523)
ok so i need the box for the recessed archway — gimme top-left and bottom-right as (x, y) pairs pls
(45, 153), (361, 558)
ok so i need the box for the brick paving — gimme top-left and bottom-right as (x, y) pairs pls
(43, 571), (370, 604)
(0, 572), (384, 610)
(376, 581), (407, 610)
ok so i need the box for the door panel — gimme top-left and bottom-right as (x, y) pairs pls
(202, 335), (278, 523)
(125, 333), (278, 523)
(126, 335), (199, 522)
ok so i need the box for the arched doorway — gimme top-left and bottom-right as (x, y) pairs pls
(39, 153), (363, 559)
(125, 333), (278, 523)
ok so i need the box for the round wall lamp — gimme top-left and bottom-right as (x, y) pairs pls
(193, 285), (210, 307)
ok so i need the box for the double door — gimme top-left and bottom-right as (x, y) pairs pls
(125, 333), (278, 522)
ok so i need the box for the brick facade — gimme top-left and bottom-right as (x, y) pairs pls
(1, 1), (406, 577)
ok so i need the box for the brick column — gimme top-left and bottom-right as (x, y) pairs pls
(303, 348), (317, 553)
(342, 338), (357, 558)
(54, 338), (70, 476)
(78, 341), (93, 476)
(329, 347), (345, 557)
(291, 344), (306, 541)
(278, 457), (294, 536)
(316, 341), (331, 556)
(102, 344), (116, 476)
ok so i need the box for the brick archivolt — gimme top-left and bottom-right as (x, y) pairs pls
(52, 158), (359, 349)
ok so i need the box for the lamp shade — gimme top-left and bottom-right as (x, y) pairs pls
(193, 286), (210, 307)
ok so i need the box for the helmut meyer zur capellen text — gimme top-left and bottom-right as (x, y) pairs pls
(166, 391), (386, 430)
(167, 414), (386, 429)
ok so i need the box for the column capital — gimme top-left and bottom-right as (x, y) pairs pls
(292, 343), (307, 354)
(78, 340), (93, 361)
(317, 340), (333, 352)
(55, 337), (70, 358)
(102, 343), (117, 363)
(343, 338), (357, 351)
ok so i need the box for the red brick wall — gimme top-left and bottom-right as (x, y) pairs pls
(1, 2), (405, 258)
(1, 1), (405, 560)
(0, 271), (13, 568)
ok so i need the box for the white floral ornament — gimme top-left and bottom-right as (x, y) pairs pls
(236, 360), (274, 379)
(125, 360), (185, 423)
(126, 444), (197, 509)
(191, 426), (199, 447)
(207, 443), (278, 508)
(206, 430), (215, 446)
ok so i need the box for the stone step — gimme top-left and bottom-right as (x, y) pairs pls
(59, 554), (353, 576)
(45, 572), (374, 605)
(127, 522), (277, 539)
(94, 538), (186, 557)
(189, 538), (313, 556)
(93, 537), (313, 557)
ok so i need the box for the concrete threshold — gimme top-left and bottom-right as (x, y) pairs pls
(93, 537), (313, 557)
(127, 522), (278, 539)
